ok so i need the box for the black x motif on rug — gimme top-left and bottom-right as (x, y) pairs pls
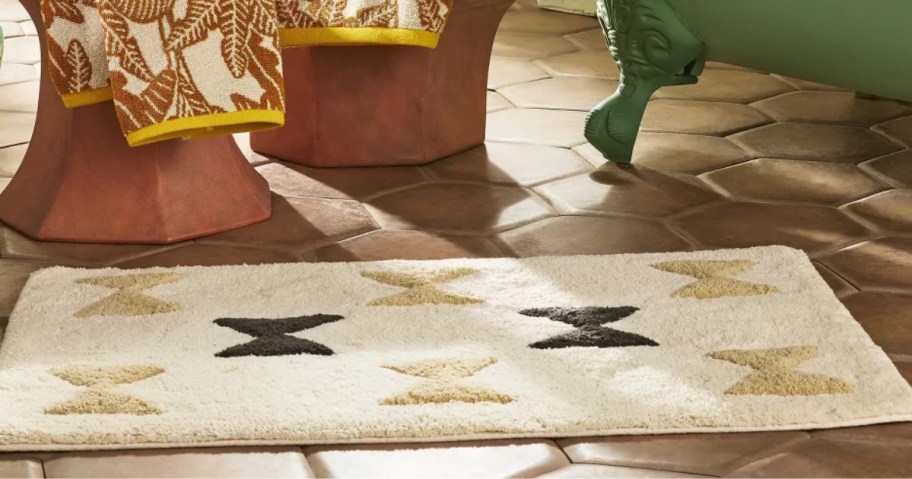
(520, 306), (658, 349)
(214, 315), (344, 358)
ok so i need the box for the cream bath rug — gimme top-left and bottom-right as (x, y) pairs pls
(1, 246), (911, 451)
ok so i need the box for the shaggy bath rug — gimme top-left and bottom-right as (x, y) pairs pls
(1, 246), (910, 451)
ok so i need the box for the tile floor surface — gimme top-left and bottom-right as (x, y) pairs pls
(1, 0), (912, 477)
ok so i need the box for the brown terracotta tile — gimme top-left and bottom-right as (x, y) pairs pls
(654, 70), (792, 103)
(498, 216), (691, 256)
(0, 143), (26, 177)
(725, 438), (912, 478)
(0, 80), (38, 113)
(0, 112), (35, 148)
(862, 150), (912, 187)
(627, 133), (750, 174)
(304, 440), (569, 478)
(821, 237), (912, 293)
(770, 74), (848, 92)
(534, 167), (718, 218)
(43, 447), (313, 478)
(558, 432), (808, 476)
(425, 142), (590, 186)
(844, 189), (912, 232)
(201, 195), (377, 252)
(0, 227), (170, 266)
(563, 29), (606, 51)
(813, 262), (856, 298)
(642, 100), (770, 136)
(539, 464), (708, 478)
(365, 182), (552, 234)
(840, 293), (912, 358)
(811, 421), (912, 445)
(256, 162), (427, 201)
(0, 63), (39, 86)
(752, 91), (910, 126)
(499, 77), (617, 111)
(702, 159), (884, 205)
(874, 115), (912, 147)
(0, 36), (40, 64)
(492, 32), (578, 60)
(671, 202), (872, 256)
(315, 230), (504, 261)
(0, 456), (43, 478)
(488, 57), (550, 90)
(730, 123), (901, 163)
(534, 50), (619, 79)
(486, 108), (588, 148)
(115, 244), (300, 268)
(487, 91), (514, 113)
(0, 259), (51, 317)
(498, 9), (598, 34)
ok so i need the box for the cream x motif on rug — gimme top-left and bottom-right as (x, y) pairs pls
(0, 246), (910, 451)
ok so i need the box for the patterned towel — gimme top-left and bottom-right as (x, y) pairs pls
(40, 0), (452, 147)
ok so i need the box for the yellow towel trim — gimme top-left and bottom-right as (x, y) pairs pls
(126, 110), (285, 147)
(280, 27), (440, 49)
(61, 87), (114, 108)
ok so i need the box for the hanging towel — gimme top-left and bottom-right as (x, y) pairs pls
(41, 0), (286, 147)
(276, 0), (454, 48)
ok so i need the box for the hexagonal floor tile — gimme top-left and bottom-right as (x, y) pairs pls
(628, 133), (749, 174)
(486, 108), (588, 148)
(0, 80), (37, 113)
(725, 439), (912, 478)
(0, 226), (170, 266)
(0, 143), (26, 177)
(201, 195), (378, 252)
(499, 77), (617, 111)
(364, 182), (553, 234)
(534, 50), (619, 79)
(671, 202), (872, 256)
(654, 70), (793, 103)
(115, 244), (301, 268)
(843, 189), (912, 231)
(821, 237), (912, 293)
(841, 292), (912, 358)
(487, 91), (513, 113)
(0, 36), (40, 64)
(539, 464), (705, 478)
(425, 142), (591, 186)
(256, 162), (428, 201)
(488, 57), (551, 89)
(752, 91), (910, 126)
(0, 112), (35, 147)
(558, 432), (809, 476)
(0, 456), (43, 478)
(862, 150), (912, 187)
(305, 440), (569, 478)
(498, 9), (598, 34)
(702, 159), (884, 205)
(315, 230), (504, 262)
(43, 448), (314, 478)
(730, 123), (901, 163)
(874, 115), (912, 147)
(563, 29), (606, 51)
(492, 31), (578, 60)
(498, 216), (691, 256)
(641, 100), (770, 136)
(770, 74), (848, 92)
(534, 167), (718, 217)
(0, 259), (48, 317)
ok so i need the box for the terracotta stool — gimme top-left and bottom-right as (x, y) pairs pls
(250, 0), (513, 168)
(0, 0), (271, 244)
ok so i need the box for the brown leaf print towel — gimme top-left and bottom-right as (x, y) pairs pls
(42, 0), (286, 147)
